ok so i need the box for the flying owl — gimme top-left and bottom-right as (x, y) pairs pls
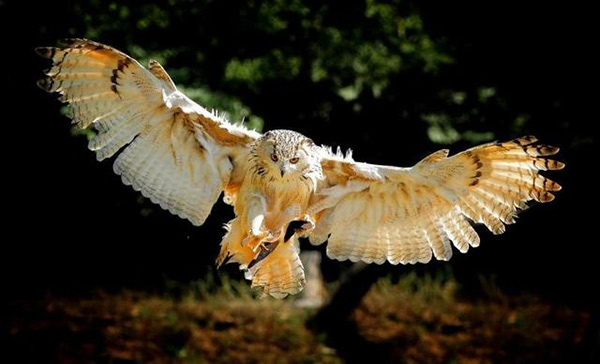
(36, 39), (564, 298)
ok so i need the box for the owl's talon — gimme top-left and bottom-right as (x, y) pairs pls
(244, 227), (282, 251)
(284, 216), (315, 242)
(298, 215), (315, 235)
(264, 228), (283, 242)
(248, 241), (278, 269)
(252, 241), (265, 252)
(300, 219), (315, 232)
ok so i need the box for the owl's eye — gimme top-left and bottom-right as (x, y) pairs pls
(270, 153), (279, 162)
(289, 157), (299, 164)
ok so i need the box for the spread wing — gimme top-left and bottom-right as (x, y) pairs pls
(309, 137), (564, 264)
(37, 38), (260, 226)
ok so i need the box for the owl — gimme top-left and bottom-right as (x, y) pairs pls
(37, 39), (564, 298)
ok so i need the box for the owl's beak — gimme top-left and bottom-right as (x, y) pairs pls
(280, 162), (290, 177)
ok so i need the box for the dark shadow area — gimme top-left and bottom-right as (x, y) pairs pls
(309, 264), (389, 363)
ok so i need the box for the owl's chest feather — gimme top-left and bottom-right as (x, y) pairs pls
(238, 166), (312, 217)
(261, 177), (312, 211)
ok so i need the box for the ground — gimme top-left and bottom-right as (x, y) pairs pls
(4, 273), (590, 363)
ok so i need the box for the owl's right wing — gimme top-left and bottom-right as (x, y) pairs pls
(37, 39), (260, 226)
(309, 137), (564, 265)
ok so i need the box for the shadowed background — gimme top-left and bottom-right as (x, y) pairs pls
(2, 0), (597, 362)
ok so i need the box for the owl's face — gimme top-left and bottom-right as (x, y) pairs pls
(254, 130), (317, 179)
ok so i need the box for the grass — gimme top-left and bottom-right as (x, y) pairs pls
(5, 270), (591, 363)
(355, 272), (590, 363)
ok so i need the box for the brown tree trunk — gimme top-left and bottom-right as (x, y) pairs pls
(308, 263), (388, 363)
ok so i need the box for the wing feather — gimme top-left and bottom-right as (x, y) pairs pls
(37, 39), (260, 226)
(313, 136), (563, 265)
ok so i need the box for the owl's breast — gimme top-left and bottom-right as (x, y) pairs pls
(234, 166), (315, 231)
(263, 176), (312, 212)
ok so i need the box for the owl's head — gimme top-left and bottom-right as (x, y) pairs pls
(253, 129), (318, 179)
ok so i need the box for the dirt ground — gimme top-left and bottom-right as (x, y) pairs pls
(4, 275), (591, 363)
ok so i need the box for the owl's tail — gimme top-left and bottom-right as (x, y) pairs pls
(245, 237), (306, 299)
(217, 219), (306, 299)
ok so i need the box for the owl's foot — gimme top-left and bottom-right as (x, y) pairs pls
(248, 241), (278, 270)
(243, 227), (283, 252)
(299, 215), (316, 232)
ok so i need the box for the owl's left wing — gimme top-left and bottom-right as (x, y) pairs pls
(309, 137), (564, 265)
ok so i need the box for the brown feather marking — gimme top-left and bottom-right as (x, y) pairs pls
(467, 152), (485, 186)
(109, 58), (132, 95)
(513, 135), (538, 146)
(148, 59), (177, 90)
(342, 162), (357, 177)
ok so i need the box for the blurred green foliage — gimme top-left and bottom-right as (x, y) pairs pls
(39, 0), (537, 145)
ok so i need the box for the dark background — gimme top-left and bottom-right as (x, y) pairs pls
(2, 0), (597, 311)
